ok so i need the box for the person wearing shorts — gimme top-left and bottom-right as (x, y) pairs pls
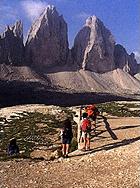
(80, 113), (91, 151)
(61, 118), (73, 158)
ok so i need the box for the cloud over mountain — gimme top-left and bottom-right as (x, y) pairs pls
(21, 0), (48, 21)
(76, 11), (91, 20)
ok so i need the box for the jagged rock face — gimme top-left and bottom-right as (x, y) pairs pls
(114, 44), (138, 75)
(0, 21), (24, 65)
(129, 53), (138, 75)
(25, 5), (69, 68)
(138, 64), (140, 73)
(72, 16), (115, 73)
(114, 45), (128, 70)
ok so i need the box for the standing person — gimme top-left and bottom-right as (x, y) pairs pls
(86, 104), (99, 131)
(86, 104), (95, 118)
(61, 118), (73, 158)
(7, 138), (19, 156)
(80, 112), (91, 151)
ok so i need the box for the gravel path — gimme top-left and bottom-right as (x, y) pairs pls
(0, 116), (140, 188)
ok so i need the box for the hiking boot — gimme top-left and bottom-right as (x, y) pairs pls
(62, 154), (66, 158)
(86, 147), (90, 151)
(80, 148), (86, 152)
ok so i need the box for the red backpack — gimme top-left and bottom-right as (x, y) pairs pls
(81, 118), (91, 132)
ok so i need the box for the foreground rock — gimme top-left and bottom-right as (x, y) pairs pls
(30, 149), (61, 160)
(25, 5), (69, 69)
(72, 16), (115, 73)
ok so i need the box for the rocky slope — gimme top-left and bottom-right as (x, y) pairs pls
(135, 73), (140, 81)
(46, 67), (140, 94)
(0, 64), (44, 82)
(134, 64), (140, 81)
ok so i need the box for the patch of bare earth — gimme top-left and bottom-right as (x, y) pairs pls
(0, 115), (140, 188)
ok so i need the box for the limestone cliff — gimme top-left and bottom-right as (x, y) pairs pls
(72, 16), (115, 73)
(0, 20), (24, 65)
(25, 5), (69, 68)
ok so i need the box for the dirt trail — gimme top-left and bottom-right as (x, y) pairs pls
(0, 115), (140, 188)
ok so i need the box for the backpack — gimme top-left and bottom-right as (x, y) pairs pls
(62, 128), (73, 139)
(8, 144), (19, 156)
(81, 119), (91, 132)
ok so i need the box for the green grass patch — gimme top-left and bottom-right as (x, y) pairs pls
(0, 108), (77, 161)
(97, 102), (140, 117)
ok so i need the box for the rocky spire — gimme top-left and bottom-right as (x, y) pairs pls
(72, 16), (115, 73)
(114, 44), (138, 75)
(0, 20), (24, 65)
(12, 20), (23, 39)
(25, 5), (69, 68)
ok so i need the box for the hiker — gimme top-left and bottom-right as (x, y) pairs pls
(7, 138), (19, 156)
(86, 104), (99, 131)
(61, 118), (73, 158)
(80, 112), (91, 151)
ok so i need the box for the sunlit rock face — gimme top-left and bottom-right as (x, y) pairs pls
(0, 20), (24, 65)
(25, 5), (69, 68)
(72, 16), (115, 73)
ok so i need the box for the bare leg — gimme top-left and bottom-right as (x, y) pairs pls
(83, 138), (86, 150)
(66, 144), (70, 156)
(62, 144), (66, 156)
(86, 138), (90, 150)
(81, 132), (86, 150)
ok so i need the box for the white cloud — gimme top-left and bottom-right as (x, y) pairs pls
(21, 0), (48, 21)
(134, 51), (140, 63)
(76, 11), (90, 20)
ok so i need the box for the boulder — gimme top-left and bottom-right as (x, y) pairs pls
(72, 16), (115, 73)
(25, 5), (69, 69)
(30, 149), (62, 160)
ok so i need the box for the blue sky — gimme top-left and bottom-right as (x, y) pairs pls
(0, 0), (139, 62)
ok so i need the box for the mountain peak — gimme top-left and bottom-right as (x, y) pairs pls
(45, 5), (56, 11)
(73, 15), (115, 73)
(0, 20), (24, 65)
(85, 15), (100, 26)
(12, 20), (23, 39)
(40, 5), (58, 18)
(25, 5), (68, 67)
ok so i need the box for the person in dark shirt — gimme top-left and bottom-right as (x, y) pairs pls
(61, 118), (73, 158)
(7, 138), (19, 156)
